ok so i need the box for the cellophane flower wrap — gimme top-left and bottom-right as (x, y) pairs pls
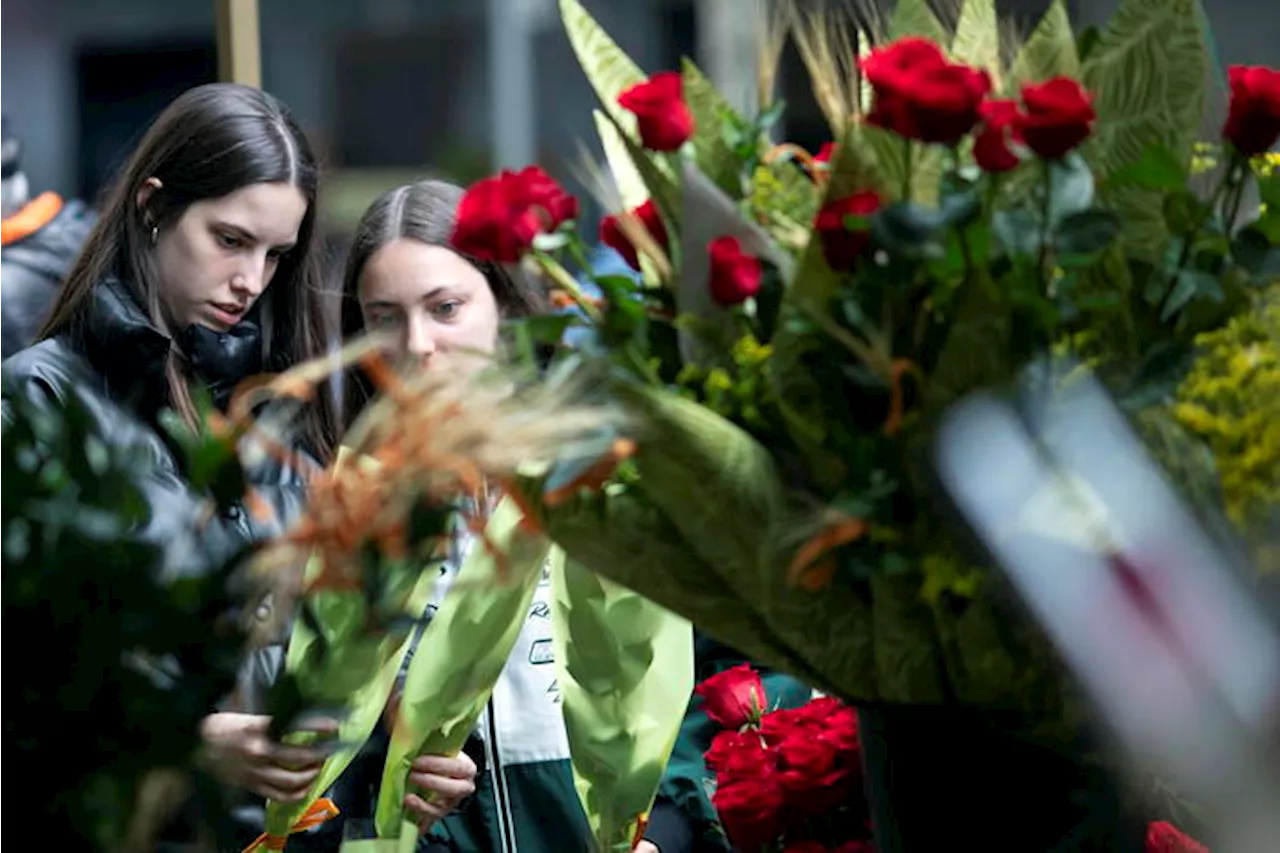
(449, 0), (1280, 755)
(247, 449), (443, 853)
(363, 494), (554, 850)
(231, 344), (624, 850)
(550, 555), (694, 853)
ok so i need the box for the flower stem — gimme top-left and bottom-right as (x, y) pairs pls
(1037, 159), (1054, 296)
(534, 253), (602, 324)
(902, 141), (913, 203)
(1162, 151), (1240, 313)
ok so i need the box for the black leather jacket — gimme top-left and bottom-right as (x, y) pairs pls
(1, 275), (313, 849)
(2, 199), (97, 359)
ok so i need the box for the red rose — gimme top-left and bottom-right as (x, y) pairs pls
(451, 166), (578, 262)
(707, 237), (762, 306)
(1145, 821), (1209, 853)
(814, 142), (838, 164)
(618, 71), (695, 152)
(704, 729), (775, 782)
(696, 664), (767, 730)
(973, 99), (1024, 172)
(860, 37), (991, 145)
(599, 199), (668, 271)
(860, 37), (948, 94)
(814, 190), (881, 271)
(775, 731), (856, 814)
(1223, 64), (1280, 156)
(1017, 77), (1095, 159)
(514, 166), (579, 227)
(762, 698), (862, 815)
(816, 705), (861, 755)
(713, 776), (788, 853)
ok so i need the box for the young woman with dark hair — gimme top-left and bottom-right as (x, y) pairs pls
(3, 82), (344, 846)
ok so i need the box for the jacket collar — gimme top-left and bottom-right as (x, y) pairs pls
(83, 276), (263, 415)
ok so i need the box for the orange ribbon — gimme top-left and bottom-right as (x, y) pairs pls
(241, 798), (340, 852)
(787, 516), (869, 591)
(630, 812), (651, 850)
(1, 191), (63, 246)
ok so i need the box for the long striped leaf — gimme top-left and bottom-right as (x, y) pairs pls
(888, 0), (947, 43)
(1008, 0), (1080, 88)
(561, 0), (647, 135)
(598, 108), (680, 230)
(681, 58), (744, 198)
(1082, 0), (1207, 260)
(594, 109), (649, 211)
(949, 0), (1001, 84)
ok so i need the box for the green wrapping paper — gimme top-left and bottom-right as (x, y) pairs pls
(249, 450), (443, 852)
(551, 557), (694, 853)
(366, 495), (554, 846)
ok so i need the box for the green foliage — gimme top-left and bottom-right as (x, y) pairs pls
(680, 58), (745, 197)
(2, 383), (246, 850)
(1083, 0), (1208, 260)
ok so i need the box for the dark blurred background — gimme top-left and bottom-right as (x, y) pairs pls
(3, 0), (1274, 258)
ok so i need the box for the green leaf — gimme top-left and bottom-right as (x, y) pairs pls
(520, 313), (579, 345)
(888, 0), (947, 43)
(560, 0), (647, 134)
(950, 0), (1000, 81)
(1258, 173), (1280, 211)
(1232, 226), (1280, 280)
(600, 109), (680, 227)
(593, 110), (651, 213)
(1076, 26), (1102, 64)
(1162, 189), (1210, 235)
(1009, 0), (1081, 88)
(993, 208), (1042, 257)
(756, 99), (786, 132)
(872, 202), (946, 257)
(1082, 0), (1208, 261)
(1047, 151), (1095, 225)
(1256, 211), (1280, 245)
(1161, 268), (1222, 320)
(681, 58), (746, 197)
(923, 277), (1012, 410)
(1107, 144), (1188, 193)
(1120, 341), (1194, 409)
(1055, 209), (1121, 255)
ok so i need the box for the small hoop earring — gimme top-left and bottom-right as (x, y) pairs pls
(150, 225), (158, 246)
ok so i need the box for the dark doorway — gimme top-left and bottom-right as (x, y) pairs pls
(75, 39), (218, 203)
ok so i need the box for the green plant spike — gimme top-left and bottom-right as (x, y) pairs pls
(561, 0), (648, 136)
(887, 0), (948, 43)
(1008, 0), (1081, 88)
(949, 0), (1001, 85)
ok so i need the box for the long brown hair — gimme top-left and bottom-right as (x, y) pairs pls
(39, 83), (339, 460)
(339, 178), (548, 432)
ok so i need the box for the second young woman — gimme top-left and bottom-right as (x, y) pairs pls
(328, 178), (814, 853)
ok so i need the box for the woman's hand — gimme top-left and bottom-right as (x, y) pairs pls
(200, 712), (338, 803)
(405, 752), (478, 832)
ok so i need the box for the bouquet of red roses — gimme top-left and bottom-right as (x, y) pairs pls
(697, 666), (874, 853)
